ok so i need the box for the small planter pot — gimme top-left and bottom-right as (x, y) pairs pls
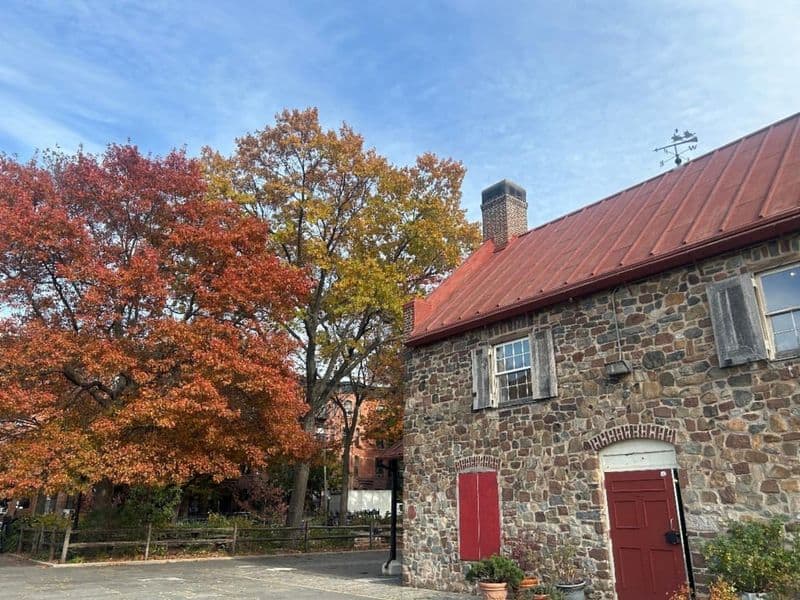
(555, 580), (586, 600)
(478, 581), (508, 600)
(515, 578), (540, 600)
(739, 593), (769, 600)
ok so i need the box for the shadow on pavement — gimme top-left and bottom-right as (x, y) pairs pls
(231, 550), (399, 583)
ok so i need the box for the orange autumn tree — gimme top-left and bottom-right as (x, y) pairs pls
(0, 145), (311, 498)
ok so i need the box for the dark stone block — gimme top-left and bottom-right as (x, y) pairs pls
(642, 351), (666, 369)
(728, 374), (753, 387)
(725, 434), (751, 448)
(734, 390), (753, 407)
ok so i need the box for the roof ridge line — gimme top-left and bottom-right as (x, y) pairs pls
(521, 110), (800, 234)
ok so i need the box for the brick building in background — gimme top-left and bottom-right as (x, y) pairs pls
(402, 113), (800, 599)
(316, 387), (392, 495)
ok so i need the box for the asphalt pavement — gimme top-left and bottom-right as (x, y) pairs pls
(0, 551), (471, 600)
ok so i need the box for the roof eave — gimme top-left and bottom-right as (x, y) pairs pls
(406, 209), (800, 347)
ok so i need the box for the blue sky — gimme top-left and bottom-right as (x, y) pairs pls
(1, 1), (799, 225)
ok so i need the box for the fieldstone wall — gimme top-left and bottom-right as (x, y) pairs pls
(403, 233), (800, 597)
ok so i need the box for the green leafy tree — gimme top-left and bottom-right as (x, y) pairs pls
(703, 518), (800, 595)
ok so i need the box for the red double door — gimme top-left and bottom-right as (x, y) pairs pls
(458, 471), (501, 560)
(605, 469), (688, 600)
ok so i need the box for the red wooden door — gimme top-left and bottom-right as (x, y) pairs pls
(604, 470), (687, 600)
(458, 471), (500, 560)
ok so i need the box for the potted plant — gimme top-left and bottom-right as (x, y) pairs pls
(669, 580), (738, 600)
(703, 519), (800, 600)
(548, 539), (586, 600)
(508, 531), (544, 591)
(518, 584), (565, 600)
(466, 554), (525, 600)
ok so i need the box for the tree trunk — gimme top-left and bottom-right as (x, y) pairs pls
(91, 479), (114, 514)
(286, 414), (316, 529)
(286, 461), (310, 529)
(339, 440), (352, 525)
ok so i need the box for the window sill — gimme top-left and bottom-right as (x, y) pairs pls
(472, 398), (537, 413)
(472, 397), (552, 412)
(770, 350), (800, 362)
(497, 397), (536, 409)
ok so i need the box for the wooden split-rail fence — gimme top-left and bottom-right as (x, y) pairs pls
(14, 521), (400, 563)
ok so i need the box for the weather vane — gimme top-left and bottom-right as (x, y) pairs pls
(654, 129), (698, 167)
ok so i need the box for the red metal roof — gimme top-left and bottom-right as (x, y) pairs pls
(407, 112), (800, 346)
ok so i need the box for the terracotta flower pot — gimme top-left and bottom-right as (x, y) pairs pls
(517, 577), (539, 598)
(478, 581), (508, 600)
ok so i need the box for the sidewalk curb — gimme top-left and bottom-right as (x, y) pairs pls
(11, 548), (388, 568)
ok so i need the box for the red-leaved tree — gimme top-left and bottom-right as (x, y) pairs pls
(0, 145), (312, 497)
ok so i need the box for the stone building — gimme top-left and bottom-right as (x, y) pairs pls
(402, 113), (800, 599)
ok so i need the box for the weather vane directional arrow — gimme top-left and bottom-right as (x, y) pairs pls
(655, 129), (698, 167)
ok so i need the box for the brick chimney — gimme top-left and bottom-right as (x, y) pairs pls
(481, 180), (528, 247)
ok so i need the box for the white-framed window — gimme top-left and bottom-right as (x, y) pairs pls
(493, 336), (533, 404)
(471, 329), (556, 410)
(758, 263), (800, 356)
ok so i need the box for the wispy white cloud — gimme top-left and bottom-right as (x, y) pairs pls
(0, 0), (798, 227)
(0, 93), (103, 154)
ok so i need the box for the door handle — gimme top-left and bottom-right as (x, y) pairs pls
(664, 530), (681, 545)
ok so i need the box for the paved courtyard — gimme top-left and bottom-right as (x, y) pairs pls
(0, 551), (471, 599)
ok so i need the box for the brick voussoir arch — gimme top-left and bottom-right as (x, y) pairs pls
(584, 424), (677, 451)
(455, 455), (501, 472)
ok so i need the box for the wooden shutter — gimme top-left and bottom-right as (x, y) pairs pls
(530, 328), (558, 399)
(706, 274), (768, 367)
(458, 472), (480, 560)
(458, 471), (501, 561)
(476, 471), (501, 557)
(471, 343), (491, 410)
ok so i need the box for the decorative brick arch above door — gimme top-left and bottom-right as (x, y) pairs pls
(584, 424), (676, 452)
(455, 455), (501, 473)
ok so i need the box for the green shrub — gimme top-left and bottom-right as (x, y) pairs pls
(120, 485), (182, 527)
(703, 518), (800, 595)
(81, 484), (182, 529)
(519, 585), (565, 600)
(465, 554), (524, 586)
(1, 520), (21, 553)
(206, 512), (259, 528)
(26, 513), (72, 530)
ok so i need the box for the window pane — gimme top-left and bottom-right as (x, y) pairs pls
(496, 366), (532, 404)
(495, 347), (505, 371)
(774, 331), (800, 353)
(762, 268), (800, 313)
(499, 377), (509, 403)
(771, 312), (795, 333)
